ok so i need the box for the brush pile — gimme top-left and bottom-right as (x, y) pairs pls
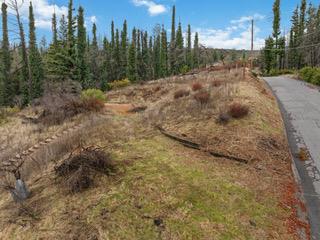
(55, 146), (115, 193)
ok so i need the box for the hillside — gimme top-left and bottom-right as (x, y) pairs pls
(0, 68), (307, 239)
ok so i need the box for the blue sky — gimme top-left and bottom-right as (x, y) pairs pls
(1, 0), (319, 50)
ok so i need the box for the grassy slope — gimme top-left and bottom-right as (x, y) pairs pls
(0, 71), (297, 239)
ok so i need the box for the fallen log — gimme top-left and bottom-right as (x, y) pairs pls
(157, 126), (249, 164)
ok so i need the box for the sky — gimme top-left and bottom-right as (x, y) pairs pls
(1, 0), (319, 50)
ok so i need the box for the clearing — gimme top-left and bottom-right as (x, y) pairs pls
(0, 69), (307, 239)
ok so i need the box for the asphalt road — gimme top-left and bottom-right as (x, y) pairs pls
(264, 76), (320, 240)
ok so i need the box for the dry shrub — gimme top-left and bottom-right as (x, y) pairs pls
(153, 86), (161, 92)
(174, 89), (190, 99)
(228, 102), (249, 119)
(212, 80), (223, 87)
(55, 146), (115, 193)
(192, 82), (203, 91)
(216, 111), (231, 124)
(38, 96), (104, 126)
(194, 91), (210, 105)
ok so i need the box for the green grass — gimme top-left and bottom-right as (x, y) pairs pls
(87, 136), (286, 239)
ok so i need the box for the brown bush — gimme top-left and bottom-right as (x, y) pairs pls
(174, 89), (190, 99)
(228, 103), (249, 119)
(55, 146), (115, 193)
(212, 80), (223, 87)
(194, 91), (210, 105)
(192, 82), (203, 91)
(153, 86), (161, 92)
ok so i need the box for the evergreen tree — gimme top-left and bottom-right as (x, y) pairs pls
(264, 37), (275, 73)
(76, 6), (90, 88)
(58, 15), (68, 47)
(114, 29), (121, 79)
(169, 5), (176, 74)
(186, 24), (193, 69)
(153, 25), (161, 79)
(52, 13), (58, 47)
(148, 36), (154, 79)
(1, 2), (13, 106)
(89, 22), (100, 87)
(288, 6), (299, 68)
(101, 37), (111, 90)
(127, 28), (137, 81)
(193, 32), (200, 68)
(272, 0), (281, 69)
(141, 31), (150, 80)
(176, 21), (184, 72)
(136, 30), (144, 81)
(160, 26), (168, 77)
(120, 20), (128, 79)
(29, 1), (44, 99)
(67, 0), (77, 79)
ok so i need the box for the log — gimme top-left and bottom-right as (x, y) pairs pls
(157, 126), (249, 164)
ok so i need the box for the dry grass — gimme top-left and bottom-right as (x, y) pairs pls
(0, 69), (300, 239)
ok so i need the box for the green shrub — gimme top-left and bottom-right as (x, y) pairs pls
(108, 79), (131, 90)
(311, 70), (320, 85)
(299, 67), (316, 83)
(81, 89), (106, 102)
(0, 107), (19, 125)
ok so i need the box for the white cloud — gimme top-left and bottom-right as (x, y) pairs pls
(195, 14), (266, 50)
(132, 0), (167, 16)
(90, 16), (98, 24)
(0, 0), (68, 29)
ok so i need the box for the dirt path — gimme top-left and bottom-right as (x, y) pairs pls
(264, 76), (320, 240)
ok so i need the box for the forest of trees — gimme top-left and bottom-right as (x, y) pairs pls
(0, 1), (210, 107)
(262, 0), (320, 73)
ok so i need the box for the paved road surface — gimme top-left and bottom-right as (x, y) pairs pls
(264, 76), (320, 240)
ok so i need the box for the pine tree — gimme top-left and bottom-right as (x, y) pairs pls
(127, 28), (137, 81)
(109, 21), (116, 81)
(29, 1), (44, 99)
(120, 20), (128, 79)
(148, 36), (154, 79)
(264, 37), (275, 73)
(193, 32), (200, 68)
(136, 30), (144, 81)
(59, 15), (68, 47)
(76, 6), (90, 88)
(186, 24), (193, 69)
(288, 6), (300, 69)
(160, 26), (168, 77)
(1, 2), (13, 106)
(141, 31), (150, 80)
(101, 37), (111, 90)
(67, 0), (77, 79)
(272, 0), (281, 69)
(52, 13), (58, 47)
(176, 21), (184, 72)
(89, 22), (100, 87)
(114, 29), (121, 80)
(46, 14), (71, 81)
(169, 5), (176, 75)
(153, 25), (161, 79)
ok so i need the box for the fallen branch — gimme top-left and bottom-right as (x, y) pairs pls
(157, 126), (249, 164)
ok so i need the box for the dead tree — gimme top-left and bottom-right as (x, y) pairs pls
(7, 0), (32, 100)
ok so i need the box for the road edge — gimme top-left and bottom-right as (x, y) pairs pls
(262, 76), (320, 240)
